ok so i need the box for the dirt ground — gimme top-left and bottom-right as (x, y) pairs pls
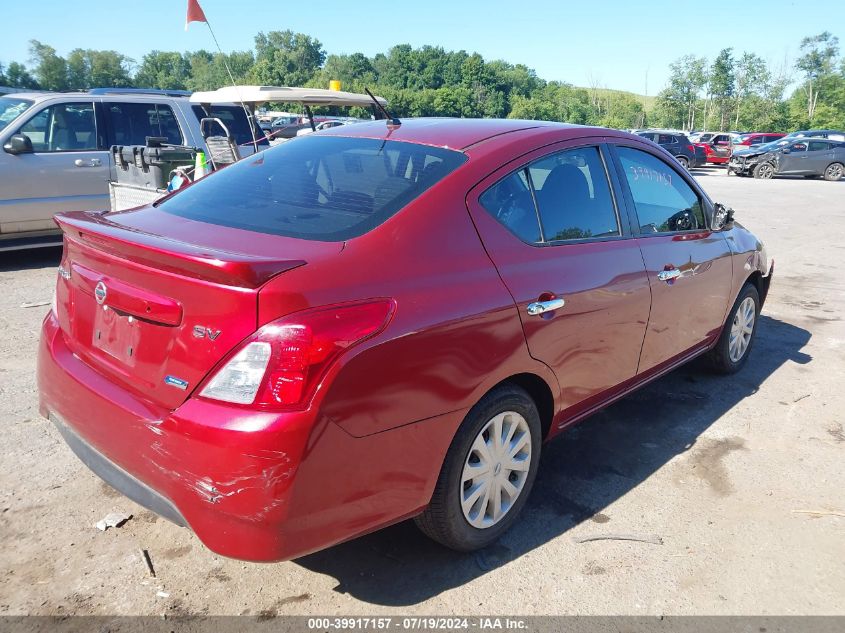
(0, 169), (843, 617)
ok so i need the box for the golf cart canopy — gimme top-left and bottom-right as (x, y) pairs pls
(189, 86), (387, 108)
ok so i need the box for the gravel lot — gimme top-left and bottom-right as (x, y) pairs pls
(1, 168), (843, 617)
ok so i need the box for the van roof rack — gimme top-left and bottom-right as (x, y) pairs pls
(88, 88), (192, 97)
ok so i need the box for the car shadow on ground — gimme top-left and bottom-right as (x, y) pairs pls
(294, 314), (811, 606)
(0, 246), (62, 273)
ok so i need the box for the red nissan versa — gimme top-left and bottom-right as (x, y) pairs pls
(38, 119), (773, 562)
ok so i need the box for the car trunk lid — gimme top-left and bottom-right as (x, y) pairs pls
(53, 209), (341, 409)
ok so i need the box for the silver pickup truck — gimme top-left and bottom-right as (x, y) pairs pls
(0, 89), (268, 250)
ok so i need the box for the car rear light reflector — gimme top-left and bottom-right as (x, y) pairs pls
(199, 300), (395, 409)
(200, 342), (272, 404)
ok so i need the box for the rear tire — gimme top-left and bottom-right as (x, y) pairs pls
(824, 162), (844, 181)
(676, 155), (690, 170)
(753, 162), (775, 179)
(707, 283), (760, 374)
(414, 384), (541, 551)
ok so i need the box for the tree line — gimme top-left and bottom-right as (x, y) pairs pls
(655, 32), (843, 132)
(2, 31), (843, 132)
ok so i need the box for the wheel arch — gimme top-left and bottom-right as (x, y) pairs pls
(744, 268), (772, 307)
(485, 372), (556, 441)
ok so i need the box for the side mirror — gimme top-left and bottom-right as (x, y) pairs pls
(781, 148), (791, 154)
(3, 133), (34, 155)
(713, 203), (735, 231)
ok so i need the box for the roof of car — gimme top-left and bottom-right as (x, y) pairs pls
(4, 91), (193, 103)
(318, 117), (588, 149)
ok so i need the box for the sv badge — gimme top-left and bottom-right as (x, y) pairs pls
(193, 325), (222, 340)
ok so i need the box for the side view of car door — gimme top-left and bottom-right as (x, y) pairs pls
(804, 140), (836, 174)
(0, 100), (110, 235)
(466, 141), (653, 427)
(609, 142), (734, 373)
(775, 141), (809, 174)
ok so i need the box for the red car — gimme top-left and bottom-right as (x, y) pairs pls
(734, 132), (786, 149)
(38, 119), (773, 562)
(696, 132), (734, 164)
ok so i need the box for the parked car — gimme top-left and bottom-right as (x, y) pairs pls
(636, 130), (702, 168)
(690, 132), (716, 144)
(38, 119), (772, 562)
(270, 117), (311, 139)
(729, 138), (845, 180)
(0, 90), (267, 250)
(296, 119), (348, 136)
(733, 132), (785, 149)
(783, 129), (845, 142)
(695, 132), (734, 164)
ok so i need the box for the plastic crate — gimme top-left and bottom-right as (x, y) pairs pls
(109, 182), (167, 212)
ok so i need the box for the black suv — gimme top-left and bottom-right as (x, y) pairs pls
(637, 130), (703, 169)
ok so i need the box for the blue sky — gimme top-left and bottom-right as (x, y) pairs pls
(2, 0), (842, 94)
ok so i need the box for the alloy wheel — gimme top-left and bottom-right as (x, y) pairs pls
(757, 163), (774, 179)
(826, 163), (843, 181)
(460, 411), (532, 529)
(729, 296), (756, 363)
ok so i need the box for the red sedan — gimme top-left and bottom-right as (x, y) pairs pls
(38, 119), (773, 561)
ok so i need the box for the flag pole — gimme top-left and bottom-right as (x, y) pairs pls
(193, 8), (260, 152)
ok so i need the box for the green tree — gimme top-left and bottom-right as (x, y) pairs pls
(796, 32), (840, 121)
(135, 51), (191, 90)
(251, 31), (324, 86)
(0, 61), (38, 89)
(654, 55), (706, 129)
(65, 49), (133, 89)
(732, 52), (769, 128)
(29, 40), (68, 91)
(710, 48), (735, 129)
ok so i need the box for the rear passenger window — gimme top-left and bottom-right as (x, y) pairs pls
(618, 147), (706, 233)
(529, 146), (619, 241)
(808, 141), (829, 151)
(479, 170), (541, 243)
(106, 103), (183, 146)
(657, 134), (673, 144)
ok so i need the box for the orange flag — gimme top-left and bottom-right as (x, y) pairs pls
(185, 0), (207, 30)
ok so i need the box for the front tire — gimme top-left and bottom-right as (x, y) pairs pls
(753, 162), (775, 179)
(824, 162), (844, 181)
(708, 283), (760, 374)
(414, 384), (541, 551)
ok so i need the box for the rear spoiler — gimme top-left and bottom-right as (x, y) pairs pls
(55, 212), (305, 289)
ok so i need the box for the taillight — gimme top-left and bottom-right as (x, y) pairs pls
(199, 300), (395, 410)
(687, 145), (695, 153)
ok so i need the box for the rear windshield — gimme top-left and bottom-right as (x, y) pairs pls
(191, 105), (269, 147)
(158, 135), (467, 241)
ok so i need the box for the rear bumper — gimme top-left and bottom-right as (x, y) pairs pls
(38, 313), (458, 561)
(51, 413), (187, 527)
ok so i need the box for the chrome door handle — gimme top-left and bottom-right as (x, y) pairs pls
(657, 268), (682, 282)
(526, 298), (565, 316)
(74, 158), (101, 167)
